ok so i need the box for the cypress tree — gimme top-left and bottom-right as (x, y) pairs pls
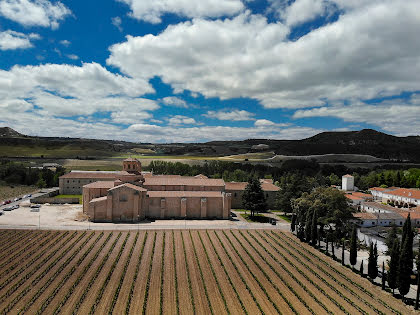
(398, 236), (412, 301)
(382, 261), (386, 290)
(342, 239), (345, 265)
(331, 240), (335, 259)
(386, 224), (398, 253)
(291, 213), (296, 232)
(304, 210), (312, 243)
(368, 242), (378, 280)
(388, 239), (400, 295)
(311, 209), (318, 246)
(360, 260), (364, 277)
(350, 226), (358, 269)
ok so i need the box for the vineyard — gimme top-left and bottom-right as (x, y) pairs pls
(0, 229), (414, 314)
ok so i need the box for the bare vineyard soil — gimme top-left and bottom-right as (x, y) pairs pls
(0, 229), (415, 314)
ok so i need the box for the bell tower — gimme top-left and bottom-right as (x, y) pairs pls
(123, 158), (142, 174)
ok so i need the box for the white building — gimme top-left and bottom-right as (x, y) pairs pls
(342, 174), (354, 191)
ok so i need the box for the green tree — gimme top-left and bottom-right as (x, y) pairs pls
(311, 209), (318, 246)
(242, 177), (267, 217)
(350, 226), (358, 269)
(398, 235), (413, 300)
(360, 260), (364, 277)
(386, 224), (398, 253)
(368, 242), (378, 280)
(304, 210), (312, 243)
(388, 239), (400, 295)
(291, 213), (296, 232)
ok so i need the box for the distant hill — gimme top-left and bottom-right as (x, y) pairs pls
(1, 127), (420, 162)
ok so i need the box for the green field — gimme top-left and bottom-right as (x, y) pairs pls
(55, 194), (82, 204)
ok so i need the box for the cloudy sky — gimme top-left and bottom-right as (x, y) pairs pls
(0, 0), (419, 143)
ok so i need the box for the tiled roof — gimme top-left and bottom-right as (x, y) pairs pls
(89, 196), (108, 203)
(343, 174), (353, 178)
(369, 187), (400, 192)
(353, 212), (377, 220)
(83, 181), (115, 189)
(345, 195), (363, 201)
(143, 177), (225, 187)
(394, 210), (420, 220)
(147, 191), (223, 198)
(363, 202), (399, 212)
(110, 183), (147, 192)
(351, 192), (373, 199)
(376, 212), (404, 220)
(60, 171), (122, 179)
(385, 188), (420, 200)
(225, 182), (280, 191)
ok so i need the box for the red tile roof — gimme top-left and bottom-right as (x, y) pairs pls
(143, 177), (225, 187)
(386, 188), (420, 200)
(147, 191), (223, 198)
(109, 183), (147, 192)
(351, 192), (372, 199)
(83, 181), (115, 189)
(346, 195), (363, 201)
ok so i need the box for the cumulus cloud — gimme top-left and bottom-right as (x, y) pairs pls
(167, 115), (196, 125)
(128, 123), (322, 142)
(254, 119), (290, 127)
(293, 97), (420, 136)
(269, 0), (329, 27)
(118, 0), (244, 24)
(0, 0), (71, 29)
(204, 109), (255, 121)
(107, 2), (420, 111)
(0, 30), (40, 50)
(161, 96), (188, 108)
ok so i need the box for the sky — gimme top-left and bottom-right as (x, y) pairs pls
(0, 0), (419, 143)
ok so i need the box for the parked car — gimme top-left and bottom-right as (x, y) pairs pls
(1, 201), (5, 206)
(30, 208), (40, 212)
(11, 205), (19, 210)
(30, 204), (41, 208)
(0, 210), (4, 216)
(3, 206), (13, 211)
(5, 200), (11, 205)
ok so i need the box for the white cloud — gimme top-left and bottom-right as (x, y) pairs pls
(66, 54), (79, 60)
(111, 16), (122, 31)
(0, 0), (71, 29)
(167, 115), (196, 125)
(0, 30), (40, 50)
(127, 123), (322, 142)
(161, 96), (187, 108)
(108, 2), (420, 110)
(59, 39), (70, 46)
(118, 0), (244, 24)
(270, 0), (329, 27)
(111, 111), (152, 124)
(254, 119), (290, 127)
(293, 98), (420, 136)
(204, 109), (255, 121)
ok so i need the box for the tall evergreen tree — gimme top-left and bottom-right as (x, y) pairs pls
(311, 209), (318, 246)
(304, 210), (312, 243)
(242, 177), (267, 217)
(291, 213), (296, 232)
(398, 236), (413, 300)
(382, 261), (386, 290)
(388, 239), (400, 295)
(360, 260), (364, 277)
(350, 226), (358, 269)
(368, 242), (378, 280)
(342, 239), (345, 265)
(386, 224), (398, 253)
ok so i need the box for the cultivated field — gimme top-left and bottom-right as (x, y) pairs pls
(0, 184), (37, 202)
(0, 229), (414, 314)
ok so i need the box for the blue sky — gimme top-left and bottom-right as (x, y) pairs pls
(0, 0), (419, 143)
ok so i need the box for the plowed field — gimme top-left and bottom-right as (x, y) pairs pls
(0, 229), (414, 314)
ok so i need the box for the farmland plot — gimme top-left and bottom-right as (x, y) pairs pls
(0, 229), (415, 314)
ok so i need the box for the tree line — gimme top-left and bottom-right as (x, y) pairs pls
(0, 161), (65, 188)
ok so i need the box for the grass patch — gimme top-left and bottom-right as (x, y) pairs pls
(277, 214), (292, 222)
(55, 194), (82, 204)
(240, 213), (271, 223)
